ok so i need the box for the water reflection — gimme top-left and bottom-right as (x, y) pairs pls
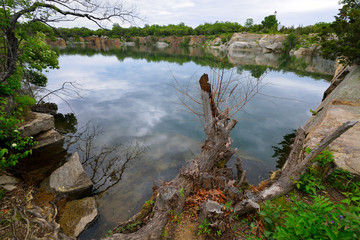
(54, 113), (77, 134)
(272, 130), (297, 169)
(44, 47), (331, 239)
(66, 122), (146, 194)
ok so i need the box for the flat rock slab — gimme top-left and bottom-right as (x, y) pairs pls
(49, 152), (93, 198)
(305, 66), (360, 177)
(19, 112), (54, 137)
(59, 197), (98, 237)
(34, 129), (65, 149)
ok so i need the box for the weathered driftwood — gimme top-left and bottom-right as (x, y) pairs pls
(106, 74), (238, 240)
(259, 120), (358, 200)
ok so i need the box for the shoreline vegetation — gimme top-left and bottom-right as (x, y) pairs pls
(1, 0), (359, 239)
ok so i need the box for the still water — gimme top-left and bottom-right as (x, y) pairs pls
(45, 47), (332, 239)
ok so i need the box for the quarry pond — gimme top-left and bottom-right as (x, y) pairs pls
(44, 47), (333, 239)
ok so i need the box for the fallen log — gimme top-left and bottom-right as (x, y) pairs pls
(258, 120), (358, 200)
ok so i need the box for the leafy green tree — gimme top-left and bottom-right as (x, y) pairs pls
(0, 0), (137, 169)
(0, 0), (137, 84)
(320, 0), (360, 65)
(245, 18), (254, 29)
(283, 33), (299, 53)
(261, 14), (278, 30)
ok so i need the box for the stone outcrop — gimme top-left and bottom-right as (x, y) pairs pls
(59, 197), (98, 238)
(33, 129), (64, 149)
(49, 152), (93, 198)
(155, 41), (169, 48)
(46, 38), (66, 48)
(227, 33), (287, 53)
(304, 65), (360, 177)
(19, 112), (54, 137)
(18, 112), (65, 149)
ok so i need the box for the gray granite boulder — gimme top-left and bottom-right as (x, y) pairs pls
(49, 152), (93, 198)
(19, 112), (54, 137)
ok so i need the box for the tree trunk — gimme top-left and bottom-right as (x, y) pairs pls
(106, 74), (237, 240)
(258, 120), (358, 200)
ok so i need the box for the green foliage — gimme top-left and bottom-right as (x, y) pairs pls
(178, 187), (184, 198)
(320, 0), (360, 64)
(14, 95), (35, 116)
(179, 37), (190, 47)
(225, 201), (233, 211)
(314, 150), (334, 167)
(261, 15), (278, 31)
(198, 219), (211, 235)
(245, 18), (254, 29)
(261, 194), (360, 239)
(294, 150), (334, 195)
(294, 169), (325, 195)
(0, 97), (36, 170)
(0, 28), (59, 95)
(282, 33), (299, 53)
(329, 168), (360, 207)
(329, 168), (354, 190)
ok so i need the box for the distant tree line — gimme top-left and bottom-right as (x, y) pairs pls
(43, 15), (334, 41)
(44, 0), (359, 65)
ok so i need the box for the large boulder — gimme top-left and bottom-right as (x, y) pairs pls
(304, 65), (360, 177)
(59, 197), (98, 238)
(19, 112), (54, 137)
(49, 152), (93, 198)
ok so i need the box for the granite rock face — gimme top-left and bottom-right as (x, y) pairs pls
(228, 33), (287, 53)
(304, 66), (360, 177)
(49, 152), (93, 198)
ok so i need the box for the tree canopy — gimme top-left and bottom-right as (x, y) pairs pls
(0, 0), (137, 85)
(320, 0), (360, 65)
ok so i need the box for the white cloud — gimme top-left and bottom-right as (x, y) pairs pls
(51, 0), (340, 29)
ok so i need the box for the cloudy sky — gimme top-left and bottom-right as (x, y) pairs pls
(60, 0), (341, 29)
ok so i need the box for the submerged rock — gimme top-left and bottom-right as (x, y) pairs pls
(49, 152), (93, 198)
(59, 197), (98, 237)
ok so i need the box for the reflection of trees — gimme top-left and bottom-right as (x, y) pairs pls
(67, 122), (146, 194)
(57, 46), (234, 69)
(237, 65), (268, 79)
(54, 113), (78, 134)
(272, 129), (297, 168)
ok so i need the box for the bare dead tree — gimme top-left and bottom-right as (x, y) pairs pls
(105, 70), (258, 239)
(32, 81), (84, 113)
(0, 0), (139, 83)
(172, 62), (263, 121)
